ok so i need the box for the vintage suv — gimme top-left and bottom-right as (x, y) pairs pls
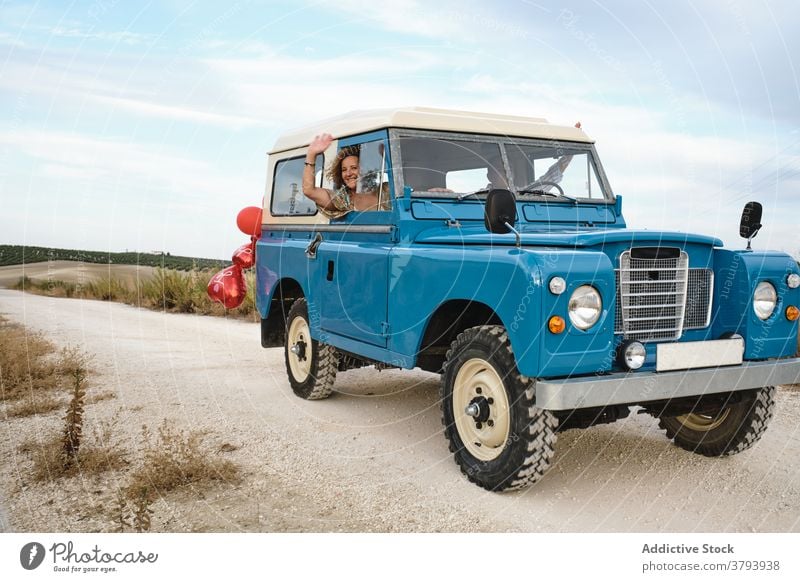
(256, 107), (800, 491)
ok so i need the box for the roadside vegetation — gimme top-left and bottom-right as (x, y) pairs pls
(1, 317), (242, 532)
(10, 268), (257, 319)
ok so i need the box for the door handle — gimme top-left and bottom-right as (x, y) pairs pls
(305, 232), (323, 259)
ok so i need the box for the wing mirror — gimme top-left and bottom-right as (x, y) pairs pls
(739, 201), (762, 250)
(484, 189), (521, 247)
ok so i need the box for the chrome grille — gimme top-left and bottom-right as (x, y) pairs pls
(614, 267), (713, 336)
(615, 249), (689, 342)
(684, 269), (713, 329)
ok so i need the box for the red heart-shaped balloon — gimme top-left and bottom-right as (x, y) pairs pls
(207, 265), (247, 309)
(232, 239), (256, 269)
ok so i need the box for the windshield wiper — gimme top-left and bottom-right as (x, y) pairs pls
(516, 189), (578, 204)
(456, 188), (490, 201)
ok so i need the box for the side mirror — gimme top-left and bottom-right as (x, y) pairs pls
(484, 189), (517, 234)
(739, 201), (762, 249)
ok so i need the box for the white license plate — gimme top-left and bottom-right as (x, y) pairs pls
(656, 338), (744, 372)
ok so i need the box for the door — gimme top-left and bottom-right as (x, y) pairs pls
(316, 132), (395, 348)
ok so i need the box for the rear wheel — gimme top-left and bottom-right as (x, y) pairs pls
(284, 299), (338, 400)
(658, 387), (775, 456)
(440, 325), (558, 491)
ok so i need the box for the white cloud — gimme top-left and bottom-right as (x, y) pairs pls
(329, 0), (532, 41)
(331, 0), (464, 38)
(0, 130), (253, 201)
(202, 48), (453, 124)
(48, 26), (154, 45)
(87, 94), (261, 129)
(0, 49), (249, 129)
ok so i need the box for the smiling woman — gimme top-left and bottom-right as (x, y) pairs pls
(301, 133), (391, 219)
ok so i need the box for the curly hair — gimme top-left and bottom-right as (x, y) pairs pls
(325, 145), (360, 191)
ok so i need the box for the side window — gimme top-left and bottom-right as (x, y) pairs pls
(270, 156), (322, 216)
(352, 140), (392, 211)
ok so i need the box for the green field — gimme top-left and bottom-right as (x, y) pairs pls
(0, 245), (225, 271)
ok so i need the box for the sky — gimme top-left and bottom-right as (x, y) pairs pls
(0, 0), (798, 260)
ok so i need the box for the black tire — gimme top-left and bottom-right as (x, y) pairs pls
(440, 325), (558, 491)
(658, 387), (775, 456)
(284, 299), (338, 400)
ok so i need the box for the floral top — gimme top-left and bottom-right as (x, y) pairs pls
(319, 185), (392, 219)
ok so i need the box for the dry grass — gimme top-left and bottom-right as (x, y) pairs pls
(12, 267), (257, 319)
(126, 421), (240, 498)
(4, 393), (63, 418)
(0, 317), (103, 420)
(2, 317), (243, 532)
(0, 316), (61, 402)
(24, 416), (128, 482)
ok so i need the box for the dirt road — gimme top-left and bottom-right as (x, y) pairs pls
(1, 288), (799, 532)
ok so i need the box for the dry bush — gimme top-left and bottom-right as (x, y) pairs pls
(0, 316), (61, 402)
(113, 491), (131, 533)
(61, 348), (90, 468)
(25, 416), (128, 482)
(81, 277), (136, 303)
(132, 487), (154, 532)
(11, 276), (79, 298)
(23, 436), (65, 482)
(13, 275), (135, 303)
(126, 421), (240, 498)
(0, 320), (116, 419)
(12, 267), (257, 320)
(140, 268), (204, 313)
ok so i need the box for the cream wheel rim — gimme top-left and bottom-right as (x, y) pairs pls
(677, 408), (731, 432)
(287, 316), (312, 383)
(452, 358), (511, 462)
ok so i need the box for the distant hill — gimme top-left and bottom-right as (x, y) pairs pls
(0, 245), (225, 271)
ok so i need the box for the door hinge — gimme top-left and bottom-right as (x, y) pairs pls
(380, 322), (390, 336)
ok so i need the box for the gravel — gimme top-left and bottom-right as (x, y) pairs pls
(1, 289), (800, 532)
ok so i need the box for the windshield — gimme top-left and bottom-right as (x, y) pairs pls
(395, 136), (507, 194)
(395, 133), (608, 201)
(505, 144), (604, 200)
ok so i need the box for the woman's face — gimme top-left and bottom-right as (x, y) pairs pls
(341, 155), (359, 191)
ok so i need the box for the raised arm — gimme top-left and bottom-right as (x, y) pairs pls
(303, 133), (335, 210)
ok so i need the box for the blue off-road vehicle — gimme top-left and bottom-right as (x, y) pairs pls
(256, 107), (800, 491)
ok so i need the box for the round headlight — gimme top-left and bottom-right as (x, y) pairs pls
(753, 281), (777, 320)
(620, 341), (646, 370)
(788, 273), (800, 289)
(549, 276), (567, 295)
(568, 285), (602, 330)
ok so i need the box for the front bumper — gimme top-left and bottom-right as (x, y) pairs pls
(535, 358), (800, 411)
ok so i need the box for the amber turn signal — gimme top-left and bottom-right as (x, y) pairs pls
(548, 316), (566, 334)
(787, 306), (799, 321)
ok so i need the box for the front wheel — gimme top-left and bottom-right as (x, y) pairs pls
(440, 325), (558, 491)
(658, 387), (775, 456)
(284, 299), (338, 400)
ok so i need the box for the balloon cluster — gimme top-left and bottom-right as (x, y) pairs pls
(207, 206), (262, 309)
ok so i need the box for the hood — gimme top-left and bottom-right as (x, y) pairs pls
(413, 226), (723, 248)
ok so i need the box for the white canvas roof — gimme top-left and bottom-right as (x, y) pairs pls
(269, 106), (593, 153)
